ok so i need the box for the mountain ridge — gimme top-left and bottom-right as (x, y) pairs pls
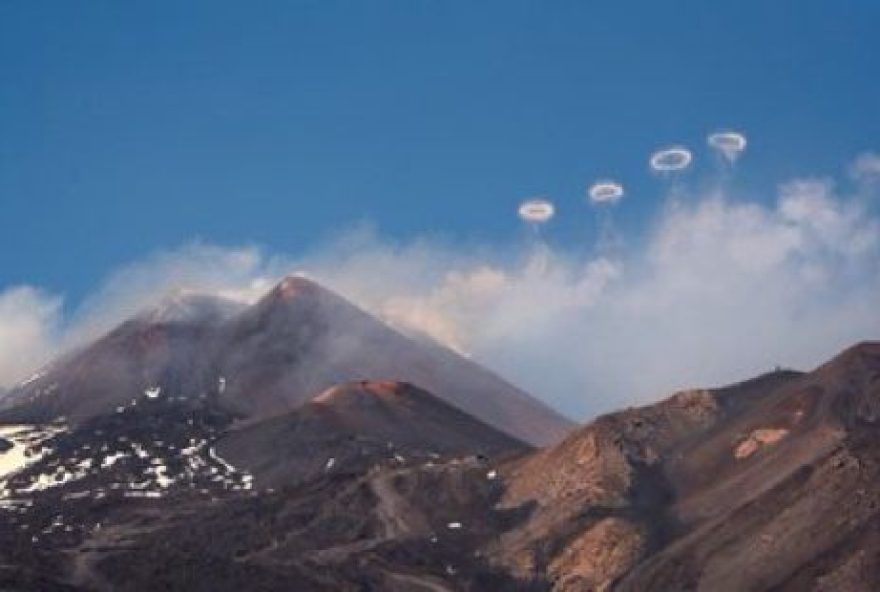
(0, 276), (573, 446)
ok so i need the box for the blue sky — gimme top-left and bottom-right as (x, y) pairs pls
(2, 1), (879, 304)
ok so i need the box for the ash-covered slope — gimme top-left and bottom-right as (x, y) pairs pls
(485, 342), (880, 592)
(216, 380), (529, 488)
(480, 369), (803, 591)
(613, 342), (880, 592)
(0, 276), (573, 446)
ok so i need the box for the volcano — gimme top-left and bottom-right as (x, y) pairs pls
(0, 276), (573, 447)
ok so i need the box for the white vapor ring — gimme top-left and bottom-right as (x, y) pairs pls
(518, 199), (555, 223)
(650, 146), (693, 172)
(588, 180), (624, 205)
(707, 131), (747, 158)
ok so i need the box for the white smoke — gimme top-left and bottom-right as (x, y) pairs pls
(0, 287), (62, 386)
(1, 156), (879, 420)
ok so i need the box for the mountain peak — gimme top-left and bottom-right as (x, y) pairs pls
(249, 274), (342, 319)
(269, 274), (325, 301)
(312, 380), (425, 407)
(215, 377), (529, 489)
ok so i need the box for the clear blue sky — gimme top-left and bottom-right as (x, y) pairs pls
(2, 1), (879, 304)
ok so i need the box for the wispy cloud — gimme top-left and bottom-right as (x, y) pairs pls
(1, 155), (878, 420)
(0, 286), (62, 386)
(851, 152), (880, 185)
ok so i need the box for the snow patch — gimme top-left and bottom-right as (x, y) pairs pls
(101, 451), (127, 468)
(0, 424), (66, 482)
(208, 446), (237, 473)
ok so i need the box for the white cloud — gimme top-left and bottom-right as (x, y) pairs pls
(778, 179), (878, 255)
(67, 242), (271, 342)
(0, 287), (62, 386)
(850, 152), (880, 184)
(302, 167), (880, 416)
(1, 154), (879, 420)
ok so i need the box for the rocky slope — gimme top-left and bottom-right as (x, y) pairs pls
(484, 343), (880, 592)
